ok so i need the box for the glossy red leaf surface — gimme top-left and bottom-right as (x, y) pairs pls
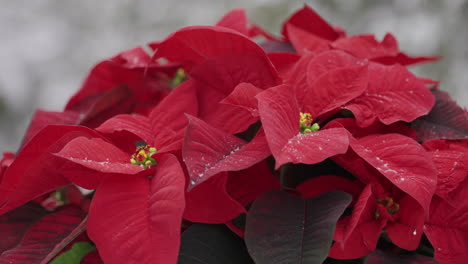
(346, 63), (435, 127)
(304, 61), (368, 117)
(331, 33), (438, 66)
(386, 195), (425, 250)
(81, 250), (103, 264)
(226, 161), (280, 207)
(284, 53), (315, 107)
(372, 52), (440, 66)
(148, 80), (198, 146)
(423, 139), (468, 202)
(256, 84), (300, 159)
(184, 173), (246, 223)
(350, 134), (437, 212)
(154, 26), (266, 68)
(19, 110), (81, 150)
(55, 136), (142, 176)
(364, 249), (439, 264)
(183, 115), (270, 189)
(87, 154), (185, 264)
(286, 24), (331, 54)
(332, 34), (399, 59)
(220, 82), (263, 118)
(96, 114), (152, 143)
(215, 9), (248, 36)
(276, 127), (349, 168)
(0, 126), (102, 215)
(66, 46), (171, 114)
(296, 175), (363, 203)
(282, 4), (340, 41)
(424, 177), (468, 264)
(329, 184), (384, 259)
(257, 84), (349, 168)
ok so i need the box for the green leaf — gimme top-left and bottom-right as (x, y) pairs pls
(50, 242), (95, 264)
(245, 190), (351, 264)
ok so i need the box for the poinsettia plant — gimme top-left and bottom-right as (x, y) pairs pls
(1, 4), (467, 264)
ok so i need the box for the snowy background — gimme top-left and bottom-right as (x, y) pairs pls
(1, 0), (467, 151)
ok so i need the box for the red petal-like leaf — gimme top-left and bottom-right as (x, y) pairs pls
(412, 90), (468, 141)
(267, 52), (300, 79)
(423, 139), (468, 202)
(346, 63), (435, 127)
(190, 51), (279, 133)
(306, 50), (367, 84)
(304, 60), (368, 117)
(226, 161), (280, 207)
(257, 84), (350, 167)
(184, 173), (246, 223)
(248, 24), (281, 41)
(0, 206), (85, 264)
(55, 137), (142, 179)
(424, 177), (468, 264)
(256, 84), (299, 160)
(0, 153), (14, 183)
(96, 114), (152, 143)
(154, 26), (266, 68)
(350, 134), (437, 212)
(220, 82), (263, 118)
(286, 24), (331, 54)
(284, 53), (314, 107)
(190, 52), (280, 96)
(330, 118), (417, 140)
(81, 250), (103, 264)
(0, 126), (102, 215)
(215, 9), (248, 36)
(364, 249), (439, 264)
(66, 46), (171, 115)
(149, 80), (198, 146)
(297, 175), (363, 203)
(386, 195), (425, 250)
(282, 4), (340, 41)
(75, 85), (135, 128)
(183, 115), (270, 188)
(19, 110), (81, 150)
(373, 52), (440, 66)
(276, 127), (349, 168)
(331, 34), (399, 59)
(87, 154), (185, 264)
(330, 185), (384, 259)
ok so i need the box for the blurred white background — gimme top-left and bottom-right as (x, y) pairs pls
(1, 0), (467, 151)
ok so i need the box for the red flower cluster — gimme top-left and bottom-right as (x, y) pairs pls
(1, 5), (467, 264)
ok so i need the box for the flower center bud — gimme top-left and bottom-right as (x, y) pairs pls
(130, 145), (157, 169)
(300, 112), (320, 134)
(170, 68), (187, 87)
(374, 196), (400, 219)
